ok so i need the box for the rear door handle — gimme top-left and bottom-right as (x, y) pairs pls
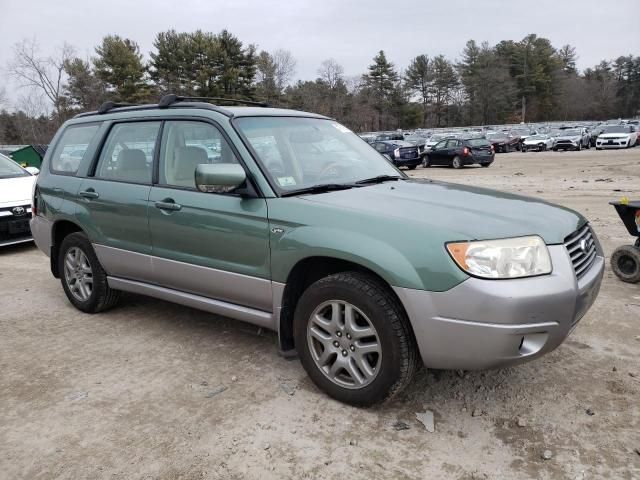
(79, 189), (99, 199)
(154, 200), (182, 211)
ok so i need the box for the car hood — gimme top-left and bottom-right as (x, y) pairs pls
(556, 135), (581, 141)
(0, 175), (35, 208)
(599, 132), (631, 138)
(302, 179), (585, 244)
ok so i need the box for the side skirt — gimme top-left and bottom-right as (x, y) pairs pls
(107, 276), (276, 330)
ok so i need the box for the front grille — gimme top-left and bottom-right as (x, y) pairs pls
(564, 224), (597, 278)
(0, 204), (32, 242)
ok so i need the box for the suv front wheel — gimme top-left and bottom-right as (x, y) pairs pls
(59, 232), (120, 313)
(294, 272), (419, 406)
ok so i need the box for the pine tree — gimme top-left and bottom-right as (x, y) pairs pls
(405, 54), (432, 126)
(93, 35), (148, 103)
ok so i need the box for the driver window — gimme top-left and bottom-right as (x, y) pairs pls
(159, 121), (238, 189)
(434, 141), (446, 150)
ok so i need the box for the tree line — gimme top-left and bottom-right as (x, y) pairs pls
(1, 30), (638, 144)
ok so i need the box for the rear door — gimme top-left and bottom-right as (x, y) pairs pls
(76, 121), (160, 281)
(147, 120), (271, 311)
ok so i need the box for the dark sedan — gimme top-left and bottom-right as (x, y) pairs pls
(372, 140), (421, 169)
(485, 132), (521, 153)
(423, 138), (494, 169)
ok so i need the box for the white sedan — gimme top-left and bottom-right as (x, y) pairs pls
(0, 153), (39, 246)
(596, 125), (638, 149)
(522, 134), (554, 152)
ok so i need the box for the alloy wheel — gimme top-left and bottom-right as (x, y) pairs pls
(63, 247), (93, 302)
(306, 300), (382, 389)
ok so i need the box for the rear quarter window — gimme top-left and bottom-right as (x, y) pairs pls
(50, 123), (101, 174)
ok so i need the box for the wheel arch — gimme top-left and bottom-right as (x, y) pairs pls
(277, 256), (410, 354)
(50, 219), (85, 278)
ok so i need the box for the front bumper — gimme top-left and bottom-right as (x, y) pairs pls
(394, 158), (422, 167)
(0, 204), (33, 247)
(393, 244), (604, 370)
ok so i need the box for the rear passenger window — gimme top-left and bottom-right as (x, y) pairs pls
(50, 124), (100, 174)
(159, 121), (238, 189)
(95, 122), (160, 184)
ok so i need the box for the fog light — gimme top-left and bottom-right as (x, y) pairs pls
(518, 333), (548, 356)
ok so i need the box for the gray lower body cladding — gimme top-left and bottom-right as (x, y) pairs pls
(393, 245), (604, 370)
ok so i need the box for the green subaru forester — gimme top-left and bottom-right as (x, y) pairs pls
(31, 96), (604, 405)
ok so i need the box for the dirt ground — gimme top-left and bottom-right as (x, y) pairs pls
(1, 147), (639, 480)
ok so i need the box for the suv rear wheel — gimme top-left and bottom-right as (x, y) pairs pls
(58, 232), (120, 313)
(294, 272), (419, 406)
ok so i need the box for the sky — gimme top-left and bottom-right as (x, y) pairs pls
(1, 0), (639, 106)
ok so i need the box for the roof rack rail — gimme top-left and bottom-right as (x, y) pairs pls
(97, 101), (139, 114)
(158, 94), (269, 108)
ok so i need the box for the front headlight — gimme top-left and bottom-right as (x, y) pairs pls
(446, 235), (552, 279)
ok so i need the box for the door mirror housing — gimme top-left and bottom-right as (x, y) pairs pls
(195, 163), (246, 194)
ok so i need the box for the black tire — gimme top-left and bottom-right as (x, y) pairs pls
(576, 142), (582, 151)
(422, 156), (431, 168)
(542, 144), (547, 151)
(553, 147), (558, 151)
(293, 271), (419, 406)
(504, 144), (510, 153)
(480, 162), (491, 167)
(452, 156), (463, 169)
(407, 165), (417, 170)
(58, 232), (120, 313)
(610, 245), (640, 283)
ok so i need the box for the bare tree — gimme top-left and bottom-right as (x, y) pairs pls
(272, 49), (297, 94)
(8, 38), (75, 120)
(0, 87), (7, 108)
(318, 59), (344, 88)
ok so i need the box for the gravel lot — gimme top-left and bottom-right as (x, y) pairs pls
(1, 147), (639, 480)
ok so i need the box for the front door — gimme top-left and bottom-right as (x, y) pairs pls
(76, 120), (161, 281)
(147, 120), (272, 312)
(430, 140), (447, 164)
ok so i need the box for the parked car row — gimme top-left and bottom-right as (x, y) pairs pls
(360, 118), (639, 163)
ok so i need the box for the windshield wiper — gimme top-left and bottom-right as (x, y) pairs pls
(355, 175), (403, 185)
(280, 183), (356, 197)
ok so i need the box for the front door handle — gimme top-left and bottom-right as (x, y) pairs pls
(79, 189), (99, 199)
(154, 200), (182, 211)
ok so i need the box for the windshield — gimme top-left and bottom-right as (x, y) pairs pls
(561, 129), (582, 136)
(602, 125), (630, 134)
(467, 139), (490, 147)
(235, 117), (400, 193)
(0, 153), (29, 179)
(485, 133), (504, 140)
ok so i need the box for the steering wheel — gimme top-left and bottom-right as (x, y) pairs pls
(317, 162), (344, 180)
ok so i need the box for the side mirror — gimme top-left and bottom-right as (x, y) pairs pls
(195, 163), (246, 194)
(25, 166), (40, 175)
